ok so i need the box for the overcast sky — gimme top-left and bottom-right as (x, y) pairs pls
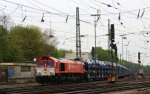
(0, 0), (150, 65)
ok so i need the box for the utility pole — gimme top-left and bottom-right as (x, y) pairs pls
(108, 19), (111, 61)
(124, 45), (128, 61)
(120, 33), (134, 60)
(119, 35), (126, 60)
(91, 12), (100, 61)
(76, 7), (81, 58)
(91, 10), (100, 78)
(121, 36), (126, 60)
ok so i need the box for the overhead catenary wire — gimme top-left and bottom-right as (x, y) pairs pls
(0, 0), (148, 33)
(0, 0), (149, 36)
(88, 0), (146, 32)
(0, 0), (94, 26)
(3, 0), (150, 22)
(1, 0), (150, 57)
(1, 0), (69, 16)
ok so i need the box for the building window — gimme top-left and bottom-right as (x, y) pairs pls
(21, 66), (31, 72)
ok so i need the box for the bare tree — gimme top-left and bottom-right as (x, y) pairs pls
(43, 29), (59, 46)
(0, 15), (13, 29)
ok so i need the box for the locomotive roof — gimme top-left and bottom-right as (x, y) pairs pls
(36, 56), (59, 62)
(36, 56), (84, 64)
(59, 58), (84, 64)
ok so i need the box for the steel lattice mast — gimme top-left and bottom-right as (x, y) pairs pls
(76, 7), (81, 58)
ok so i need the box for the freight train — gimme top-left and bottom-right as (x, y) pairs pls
(35, 56), (132, 85)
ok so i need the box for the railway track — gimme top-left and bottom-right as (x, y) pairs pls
(0, 80), (108, 94)
(0, 78), (150, 94)
(60, 81), (150, 94)
(0, 83), (39, 89)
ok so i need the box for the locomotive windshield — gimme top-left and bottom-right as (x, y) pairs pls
(47, 62), (54, 68)
(37, 62), (44, 68)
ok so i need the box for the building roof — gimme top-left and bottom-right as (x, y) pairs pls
(0, 63), (35, 66)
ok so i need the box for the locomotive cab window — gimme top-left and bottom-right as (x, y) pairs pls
(47, 62), (54, 68)
(60, 63), (65, 71)
(37, 62), (44, 68)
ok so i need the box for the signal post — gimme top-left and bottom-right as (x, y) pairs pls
(108, 24), (118, 82)
(137, 52), (143, 80)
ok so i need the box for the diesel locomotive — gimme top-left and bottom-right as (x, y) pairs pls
(35, 56), (132, 85)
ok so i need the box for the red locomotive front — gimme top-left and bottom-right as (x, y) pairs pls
(35, 56), (57, 76)
(35, 56), (85, 85)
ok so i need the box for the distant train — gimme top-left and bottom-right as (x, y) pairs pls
(35, 56), (132, 85)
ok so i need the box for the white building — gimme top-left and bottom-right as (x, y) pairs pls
(65, 52), (92, 60)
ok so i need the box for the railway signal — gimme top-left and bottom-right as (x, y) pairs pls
(109, 43), (118, 83)
(91, 47), (95, 59)
(138, 52), (141, 63)
(110, 24), (115, 43)
(108, 24), (118, 83)
(137, 52), (143, 79)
